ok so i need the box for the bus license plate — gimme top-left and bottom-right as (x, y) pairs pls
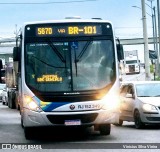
(65, 120), (81, 126)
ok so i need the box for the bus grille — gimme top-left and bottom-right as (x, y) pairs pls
(47, 113), (98, 125)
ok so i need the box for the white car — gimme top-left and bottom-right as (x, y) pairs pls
(117, 81), (160, 129)
(0, 83), (6, 102)
(1, 85), (8, 105)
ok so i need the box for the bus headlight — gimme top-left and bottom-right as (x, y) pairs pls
(24, 95), (42, 112)
(102, 93), (120, 111)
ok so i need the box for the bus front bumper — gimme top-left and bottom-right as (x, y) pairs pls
(22, 108), (119, 127)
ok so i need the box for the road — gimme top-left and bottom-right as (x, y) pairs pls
(121, 67), (154, 81)
(0, 69), (159, 151)
(0, 102), (160, 152)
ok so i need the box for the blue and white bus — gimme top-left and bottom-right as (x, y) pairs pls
(13, 18), (123, 139)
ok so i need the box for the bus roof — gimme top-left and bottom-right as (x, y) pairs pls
(23, 18), (112, 26)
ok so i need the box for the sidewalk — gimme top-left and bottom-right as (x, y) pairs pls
(133, 72), (154, 81)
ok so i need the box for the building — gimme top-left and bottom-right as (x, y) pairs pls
(0, 42), (15, 67)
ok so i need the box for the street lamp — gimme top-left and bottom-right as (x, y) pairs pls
(133, 2), (159, 79)
(132, 4), (158, 53)
(132, 5), (152, 17)
(146, 0), (156, 51)
(132, 1), (151, 80)
(157, 0), (160, 76)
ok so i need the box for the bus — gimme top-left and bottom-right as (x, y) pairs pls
(13, 18), (124, 139)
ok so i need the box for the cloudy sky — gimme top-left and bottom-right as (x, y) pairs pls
(0, 0), (158, 62)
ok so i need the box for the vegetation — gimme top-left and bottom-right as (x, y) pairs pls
(150, 64), (154, 73)
(155, 76), (160, 81)
(150, 64), (160, 80)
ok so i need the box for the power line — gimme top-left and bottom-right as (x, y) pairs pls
(0, 0), (97, 5)
(115, 27), (143, 29)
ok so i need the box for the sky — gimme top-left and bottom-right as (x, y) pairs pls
(0, 0), (158, 62)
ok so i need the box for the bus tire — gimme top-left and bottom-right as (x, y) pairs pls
(118, 119), (123, 126)
(24, 127), (33, 140)
(8, 92), (11, 108)
(99, 124), (111, 135)
(113, 119), (123, 126)
(21, 117), (24, 128)
(10, 92), (16, 109)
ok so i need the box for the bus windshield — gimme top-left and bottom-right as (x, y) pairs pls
(25, 39), (115, 92)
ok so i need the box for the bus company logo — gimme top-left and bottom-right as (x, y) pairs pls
(64, 92), (80, 95)
(70, 105), (75, 110)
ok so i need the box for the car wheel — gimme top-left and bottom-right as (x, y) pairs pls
(99, 124), (111, 135)
(134, 110), (145, 129)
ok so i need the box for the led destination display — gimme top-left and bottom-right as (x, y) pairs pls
(36, 25), (101, 36)
(25, 23), (113, 37)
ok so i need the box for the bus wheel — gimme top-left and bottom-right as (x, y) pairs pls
(118, 119), (123, 126)
(99, 124), (111, 135)
(113, 119), (123, 126)
(24, 127), (33, 140)
(21, 117), (24, 128)
(10, 92), (16, 109)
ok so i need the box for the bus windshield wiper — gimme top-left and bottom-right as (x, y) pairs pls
(76, 40), (93, 62)
(46, 39), (66, 63)
(31, 55), (66, 68)
(73, 41), (92, 76)
(74, 47), (78, 76)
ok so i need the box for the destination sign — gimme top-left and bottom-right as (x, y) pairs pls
(25, 23), (113, 38)
(36, 25), (102, 36)
(37, 74), (62, 83)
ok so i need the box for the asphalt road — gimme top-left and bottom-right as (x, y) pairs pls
(0, 102), (160, 152)
(121, 67), (154, 81)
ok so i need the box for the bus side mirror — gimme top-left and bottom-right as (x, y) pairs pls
(0, 59), (2, 70)
(0, 59), (3, 83)
(116, 44), (124, 61)
(13, 47), (20, 61)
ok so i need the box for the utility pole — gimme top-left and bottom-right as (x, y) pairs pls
(141, 0), (151, 80)
(147, 0), (156, 51)
(153, 6), (159, 76)
(14, 24), (19, 46)
(157, 0), (160, 76)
